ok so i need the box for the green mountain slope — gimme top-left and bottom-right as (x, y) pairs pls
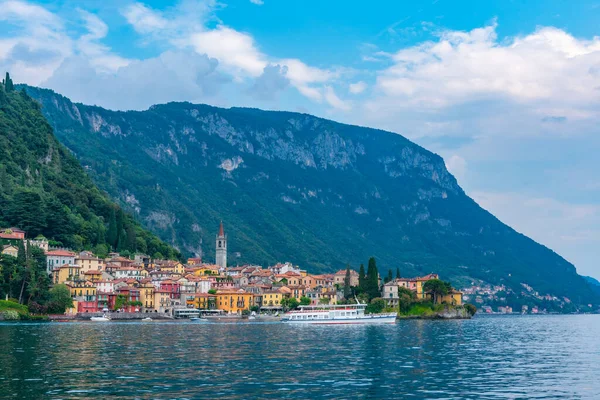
(0, 80), (178, 259)
(23, 85), (599, 305)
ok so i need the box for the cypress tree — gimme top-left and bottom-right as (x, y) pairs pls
(358, 263), (366, 292)
(343, 264), (352, 300)
(17, 240), (26, 266)
(4, 72), (13, 92)
(126, 225), (137, 252)
(106, 208), (118, 249)
(396, 267), (401, 279)
(366, 257), (380, 300)
(385, 269), (393, 283)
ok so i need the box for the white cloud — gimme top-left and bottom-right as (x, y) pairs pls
(77, 10), (130, 72)
(349, 81), (367, 94)
(249, 0), (264, 5)
(44, 50), (227, 110)
(373, 22), (600, 117)
(122, 3), (168, 34)
(188, 26), (266, 76)
(324, 85), (351, 111)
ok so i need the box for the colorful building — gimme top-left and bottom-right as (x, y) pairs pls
(216, 289), (258, 314)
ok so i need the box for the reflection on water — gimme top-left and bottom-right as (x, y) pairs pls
(1, 315), (599, 398)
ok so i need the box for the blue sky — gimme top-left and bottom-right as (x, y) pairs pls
(1, 0), (599, 279)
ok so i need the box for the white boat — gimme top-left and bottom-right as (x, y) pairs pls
(281, 303), (396, 324)
(142, 317), (153, 322)
(90, 314), (111, 322)
(190, 317), (209, 322)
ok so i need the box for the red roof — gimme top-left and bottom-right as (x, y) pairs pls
(218, 221), (224, 236)
(0, 233), (22, 240)
(47, 250), (76, 257)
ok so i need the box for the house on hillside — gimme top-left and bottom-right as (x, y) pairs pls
(1, 244), (18, 257)
(46, 250), (76, 275)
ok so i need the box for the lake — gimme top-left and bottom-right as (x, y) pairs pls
(1, 315), (599, 399)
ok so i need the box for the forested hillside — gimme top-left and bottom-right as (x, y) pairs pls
(0, 75), (178, 259)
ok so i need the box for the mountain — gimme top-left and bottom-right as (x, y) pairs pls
(0, 80), (178, 260)
(584, 276), (600, 295)
(23, 85), (599, 304)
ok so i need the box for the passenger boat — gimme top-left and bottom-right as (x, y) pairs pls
(281, 303), (396, 324)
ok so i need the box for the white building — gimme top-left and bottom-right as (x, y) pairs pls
(46, 250), (76, 274)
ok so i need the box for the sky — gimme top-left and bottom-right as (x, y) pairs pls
(1, 0), (599, 279)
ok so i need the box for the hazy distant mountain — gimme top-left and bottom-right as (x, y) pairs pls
(23, 85), (599, 304)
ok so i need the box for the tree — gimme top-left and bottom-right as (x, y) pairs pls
(5, 190), (46, 237)
(106, 208), (118, 249)
(398, 286), (416, 314)
(422, 279), (452, 304)
(93, 243), (109, 259)
(343, 265), (352, 299)
(319, 297), (330, 305)
(281, 297), (299, 311)
(48, 284), (73, 313)
(396, 267), (401, 280)
(4, 72), (14, 92)
(126, 225), (137, 252)
(208, 289), (217, 295)
(365, 257), (380, 300)
(384, 269), (393, 284)
(358, 263), (366, 292)
(300, 296), (311, 306)
(365, 298), (385, 314)
(114, 294), (128, 311)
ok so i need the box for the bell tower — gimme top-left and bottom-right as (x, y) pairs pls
(215, 221), (227, 269)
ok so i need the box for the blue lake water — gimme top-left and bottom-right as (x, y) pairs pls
(1, 315), (599, 399)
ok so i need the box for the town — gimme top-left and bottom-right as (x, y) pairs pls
(1, 222), (465, 319)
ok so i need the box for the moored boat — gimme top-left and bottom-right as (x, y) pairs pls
(281, 303), (396, 324)
(90, 314), (111, 322)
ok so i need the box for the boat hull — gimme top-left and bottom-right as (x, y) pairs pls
(283, 314), (397, 324)
(90, 317), (110, 322)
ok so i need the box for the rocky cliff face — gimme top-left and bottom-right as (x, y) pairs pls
(23, 85), (600, 304)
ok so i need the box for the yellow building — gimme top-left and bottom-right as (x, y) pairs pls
(216, 289), (258, 314)
(415, 274), (440, 299)
(1, 245), (18, 258)
(139, 282), (155, 311)
(192, 266), (219, 276)
(75, 253), (105, 274)
(262, 290), (283, 306)
(426, 290), (463, 306)
(153, 290), (172, 312)
(67, 282), (97, 300)
(190, 293), (217, 309)
(52, 265), (81, 284)
(159, 261), (185, 275)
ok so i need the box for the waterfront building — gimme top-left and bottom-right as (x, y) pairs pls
(263, 289), (283, 307)
(139, 282), (155, 312)
(216, 289), (258, 314)
(215, 221), (227, 269)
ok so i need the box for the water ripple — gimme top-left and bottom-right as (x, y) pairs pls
(0, 315), (599, 398)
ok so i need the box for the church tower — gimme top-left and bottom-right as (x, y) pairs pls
(215, 221), (227, 269)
